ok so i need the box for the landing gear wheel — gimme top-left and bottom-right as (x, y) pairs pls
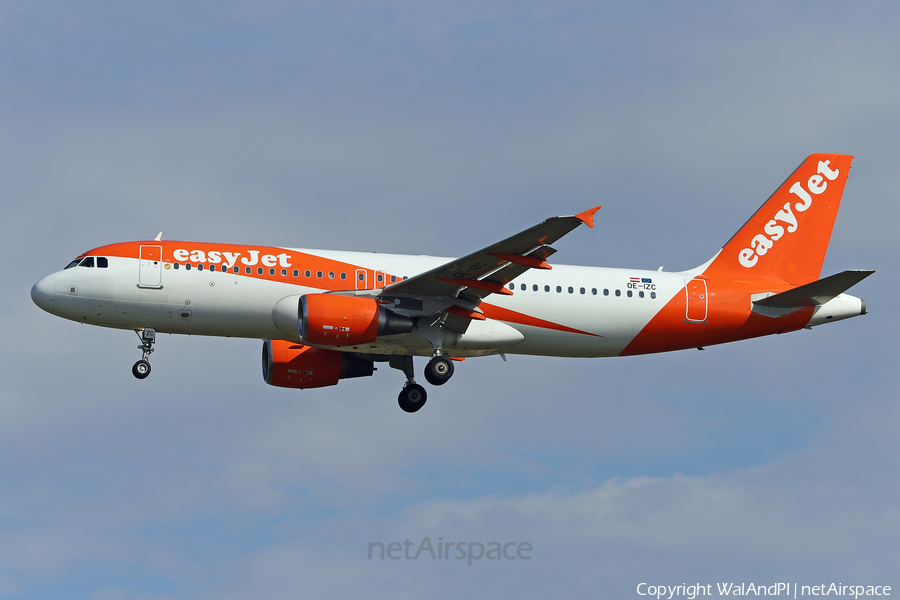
(398, 384), (427, 413)
(424, 355), (454, 386)
(132, 328), (157, 379)
(132, 360), (151, 379)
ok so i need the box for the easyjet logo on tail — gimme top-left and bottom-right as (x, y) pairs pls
(738, 160), (840, 268)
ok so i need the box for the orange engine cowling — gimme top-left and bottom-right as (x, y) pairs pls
(299, 294), (414, 346)
(262, 339), (375, 389)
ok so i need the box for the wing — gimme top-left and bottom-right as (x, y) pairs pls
(378, 206), (600, 332)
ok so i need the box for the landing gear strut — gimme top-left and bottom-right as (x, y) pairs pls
(424, 354), (454, 386)
(132, 328), (156, 380)
(390, 355), (427, 413)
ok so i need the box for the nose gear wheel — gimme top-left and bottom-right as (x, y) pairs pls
(132, 328), (156, 380)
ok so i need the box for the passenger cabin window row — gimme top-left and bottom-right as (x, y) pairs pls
(507, 281), (656, 300)
(168, 263), (404, 284)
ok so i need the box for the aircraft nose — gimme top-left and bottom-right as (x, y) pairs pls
(31, 274), (57, 314)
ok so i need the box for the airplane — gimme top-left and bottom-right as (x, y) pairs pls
(31, 153), (873, 413)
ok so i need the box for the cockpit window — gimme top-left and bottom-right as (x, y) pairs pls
(65, 256), (108, 269)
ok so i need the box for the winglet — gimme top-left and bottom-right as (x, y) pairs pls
(574, 206), (601, 229)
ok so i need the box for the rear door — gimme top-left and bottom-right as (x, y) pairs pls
(684, 278), (708, 323)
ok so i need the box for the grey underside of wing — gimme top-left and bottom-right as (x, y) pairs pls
(752, 269), (875, 308)
(380, 214), (587, 301)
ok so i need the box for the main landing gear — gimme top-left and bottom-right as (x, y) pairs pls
(398, 383), (427, 413)
(390, 355), (426, 413)
(390, 354), (456, 413)
(132, 328), (156, 379)
(424, 354), (454, 386)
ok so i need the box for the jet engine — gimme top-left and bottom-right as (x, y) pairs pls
(298, 294), (414, 346)
(262, 339), (374, 389)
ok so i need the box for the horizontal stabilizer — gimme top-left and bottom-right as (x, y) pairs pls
(753, 270), (874, 309)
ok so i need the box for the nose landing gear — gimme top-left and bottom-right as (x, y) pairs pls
(132, 328), (156, 379)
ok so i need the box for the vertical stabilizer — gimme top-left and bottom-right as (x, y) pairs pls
(703, 154), (853, 285)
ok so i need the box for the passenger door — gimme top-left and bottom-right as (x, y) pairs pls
(684, 278), (708, 323)
(139, 245), (163, 288)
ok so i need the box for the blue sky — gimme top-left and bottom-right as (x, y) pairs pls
(1, 2), (897, 598)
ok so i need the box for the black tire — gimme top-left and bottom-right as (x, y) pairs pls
(424, 356), (454, 386)
(132, 360), (151, 379)
(398, 383), (427, 413)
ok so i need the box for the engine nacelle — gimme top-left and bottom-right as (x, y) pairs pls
(298, 294), (414, 346)
(262, 339), (374, 389)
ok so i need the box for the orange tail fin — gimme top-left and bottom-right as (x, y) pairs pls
(703, 153), (853, 285)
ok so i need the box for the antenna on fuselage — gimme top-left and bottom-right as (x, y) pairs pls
(154, 232), (162, 241)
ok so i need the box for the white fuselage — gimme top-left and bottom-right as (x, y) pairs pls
(32, 248), (685, 358)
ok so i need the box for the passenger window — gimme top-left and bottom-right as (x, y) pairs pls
(173, 263), (180, 270)
(639, 291), (645, 298)
(358, 273), (365, 281)
(186, 264), (192, 271)
(377, 274), (384, 282)
(568, 286), (573, 294)
(651, 292), (657, 299)
(317, 271), (323, 278)
(391, 275), (397, 283)
(80, 257), (94, 268)
(209, 265), (216, 271)
(556, 286), (562, 293)
(627, 290), (632, 297)
(198, 264), (204, 271)
(580, 287), (585, 294)
(533, 284), (538, 291)
(592, 288), (597, 295)
(615, 289), (620, 297)
(521, 284), (526, 291)
(234, 266), (239, 273)
(257, 267), (263, 275)
(245, 267), (251, 274)
(269, 268), (275, 275)
(328, 272), (335, 279)
(603, 289), (609, 296)
(341, 272), (347, 280)
(305, 270), (311, 277)
(97, 257), (108, 268)
(509, 283), (515, 290)
(545, 285), (550, 292)
(293, 270), (299, 277)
